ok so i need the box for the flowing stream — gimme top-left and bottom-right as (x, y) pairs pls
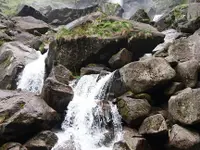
(53, 73), (122, 150)
(17, 51), (48, 94)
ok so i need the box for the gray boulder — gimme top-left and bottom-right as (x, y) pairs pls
(0, 90), (60, 144)
(109, 48), (132, 69)
(168, 29), (200, 63)
(117, 95), (151, 127)
(175, 60), (199, 88)
(119, 57), (176, 94)
(24, 130), (58, 150)
(169, 124), (200, 150)
(169, 88), (200, 125)
(0, 41), (38, 90)
(12, 16), (49, 35)
(139, 114), (168, 135)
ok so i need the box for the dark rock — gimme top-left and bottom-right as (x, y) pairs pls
(17, 5), (48, 22)
(175, 60), (199, 88)
(139, 114), (168, 135)
(47, 16), (164, 72)
(24, 130), (58, 150)
(0, 90), (60, 144)
(169, 124), (200, 150)
(123, 127), (151, 150)
(12, 16), (49, 35)
(0, 142), (27, 150)
(164, 82), (184, 96)
(80, 64), (111, 76)
(107, 70), (128, 98)
(112, 141), (130, 150)
(179, 16), (200, 34)
(117, 95), (151, 127)
(47, 5), (98, 25)
(130, 9), (150, 24)
(108, 48), (132, 69)
(169, 88), (200, 125)
(42, 77), (74, 113)
(119, 57), (176, 94)
(0, 41), (38, 90)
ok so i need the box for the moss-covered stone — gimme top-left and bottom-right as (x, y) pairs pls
(57, 17), (133, 39)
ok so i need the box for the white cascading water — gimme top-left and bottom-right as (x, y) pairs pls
(53, 73), (122, 150)
(17, 51), (48, 94)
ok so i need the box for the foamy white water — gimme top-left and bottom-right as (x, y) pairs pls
(153, 14), (163, 22)
(53, 73), (122, 150)
(17, 51), (48, 94)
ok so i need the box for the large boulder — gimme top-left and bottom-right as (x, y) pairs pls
(24, 130), (58, 150)
(169, 124), (200, 150)
(0, 41), (38, 90)
(46, 5), (98, 25)
(175, 60), (199, 88)
(119, 57), (176, 94)
(42, 77), (74, 113)
(168, 29), (200, 63)
(117, 95), (151, 127)
(139, 114), (168, 135)
(12, 16), (49, 35)
(0, 90), (60, 144)
(169, 88), (200, 125)
(46, 15), (164, 72)
(42, 64), (74, 113)
(17, 5), (48, 22)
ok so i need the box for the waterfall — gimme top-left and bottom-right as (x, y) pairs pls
(53, 73), (122, 150)
(17, 51), (48, 94)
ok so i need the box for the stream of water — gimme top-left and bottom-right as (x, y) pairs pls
(53, 73), (122, 150)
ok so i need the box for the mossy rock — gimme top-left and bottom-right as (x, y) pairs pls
(155, 4), (188, 31)
(47, 14), (164, 72)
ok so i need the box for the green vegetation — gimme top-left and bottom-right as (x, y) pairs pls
(57, 18), (133, 39)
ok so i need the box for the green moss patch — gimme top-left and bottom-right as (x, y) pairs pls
(57, 18), (134, 39)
